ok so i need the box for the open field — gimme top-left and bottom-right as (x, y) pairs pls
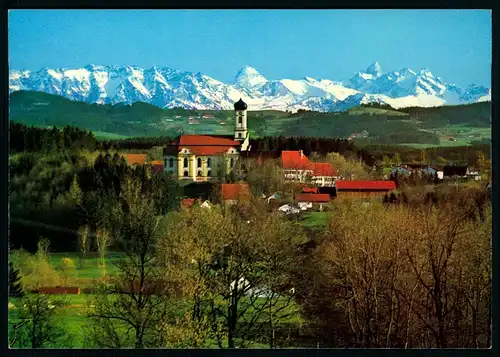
(300, 212), (328, 229)
(9, 250), (303, 348)
(91, 131), (131, 140)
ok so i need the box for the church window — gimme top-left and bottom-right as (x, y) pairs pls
(183, 158), (188, 168)
(207, 170), (211, 177)
(169, 158), (174, 168)
(238, 133), (242, 138)
(183, 171), (189, 177)
(197, 158), (202, 168)
(238, 116), (242, 124)
(207, 158), (212, 168)
(197, 170), (202, 177)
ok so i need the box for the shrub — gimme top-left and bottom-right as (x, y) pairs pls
(14, 252), (61, 290)
(60, 257), (77, 285)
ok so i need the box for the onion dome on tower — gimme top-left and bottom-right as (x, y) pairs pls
(234, 98), (248, 110)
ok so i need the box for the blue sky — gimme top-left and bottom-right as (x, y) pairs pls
(9, 10), (491, 87)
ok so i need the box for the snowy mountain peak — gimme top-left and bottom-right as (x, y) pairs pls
(9, 64), (490, 112)
(399, 68), (417, 76)
(234, 65), (268, 88)
(366, 62), (383, 77)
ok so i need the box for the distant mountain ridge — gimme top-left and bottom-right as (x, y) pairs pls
(9, 62), (490, 112)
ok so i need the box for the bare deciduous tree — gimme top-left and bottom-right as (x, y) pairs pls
(86, 178), (174, 348)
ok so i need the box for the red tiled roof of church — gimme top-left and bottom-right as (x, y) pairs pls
(178, 135), (240, 147)
(178, 146), (236, 156)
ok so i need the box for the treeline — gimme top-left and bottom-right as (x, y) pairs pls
(10, 122), (97, 153)
(97, 136), (175, 150)
(10, 150), (180, 252)
(398, 102), (491, 127)
(248, 136), (356, 156)
(364, 143), (491, 166)
(360, 102), (396, 110)
(300, 189), (491, 348)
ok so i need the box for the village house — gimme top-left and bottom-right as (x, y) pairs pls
(150, 160), (165, 174)
(181, 198), (212, 210)
(281, 150), (339, 187)
(121, 153), (147, 166)
(422, 165), (444, 180)
(221, 183), (252, 205)
(335, 180), (396, 199)
(443, 165), (468, 178)
(295, 193), (331, 211)
(163, 99), (250, 182)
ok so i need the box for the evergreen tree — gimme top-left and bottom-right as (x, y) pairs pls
(69, 175), (83, 206)
(9, 263), (24, 298)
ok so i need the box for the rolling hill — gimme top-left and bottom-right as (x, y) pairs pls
(9, 90), (491, 147)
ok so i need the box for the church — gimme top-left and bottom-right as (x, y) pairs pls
(163, 98), (250, 181)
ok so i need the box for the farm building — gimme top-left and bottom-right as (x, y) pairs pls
(335, 180), (396, 199)
(443, 165), (468, 178)
(389, 166), (410, 176)
(121, 153), (147, 166)
(150, 160), (165, 174)
(281, 150), (339, 187)
(181, 198), (211, 210)
(422, 166), (444, 180)
(296, 193), (331, 211)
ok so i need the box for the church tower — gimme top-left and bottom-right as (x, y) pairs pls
(234, 98), (248, 142)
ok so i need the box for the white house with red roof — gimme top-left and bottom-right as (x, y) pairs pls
(281, 150), (339, 187)
(163, 99), (250, 181)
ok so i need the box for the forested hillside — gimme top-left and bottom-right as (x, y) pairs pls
(10, 91), (491, 146)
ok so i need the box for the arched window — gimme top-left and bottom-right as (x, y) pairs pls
(197, 158), (202, 168)
(238, 133), (242, 138)
(207, 158), (212, 168)
(197, 170), (202, 177)
(238, 116), (242, 124)
(183, 171), (189, 177)
(207, 170), (211, 177)
(230, 158), (234, 167)
(183, 158), (188, 168)
(169, 158), (174, 168)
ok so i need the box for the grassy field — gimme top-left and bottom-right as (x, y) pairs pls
(48, 252), (123, 279)
(9, 250), (303, 348)
(347, 107), (409, 116)
(92, 131), (131, 140)
(300, 212), (329, 229)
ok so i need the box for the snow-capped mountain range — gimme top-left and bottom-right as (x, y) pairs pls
(9, 62), (490, 112)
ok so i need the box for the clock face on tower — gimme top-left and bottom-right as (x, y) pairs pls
(238, 112), (242, 115)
